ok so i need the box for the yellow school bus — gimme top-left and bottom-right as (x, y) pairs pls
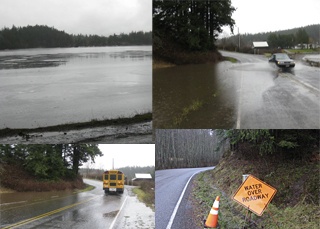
(103, 170), (125, 194)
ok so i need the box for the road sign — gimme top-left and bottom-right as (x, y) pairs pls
(232, 175), (277, 216)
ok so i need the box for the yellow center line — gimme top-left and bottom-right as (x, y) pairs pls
(2, 196), (99, 229)
(1, 193), (80, 212)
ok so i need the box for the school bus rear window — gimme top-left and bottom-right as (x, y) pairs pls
(104, 175), (108, 180)
(110, 174), (116, 180)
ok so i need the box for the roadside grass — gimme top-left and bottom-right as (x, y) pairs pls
(264, 53), (272, 58)
(191, 149), (320, 228)
(74, 184), (95, 194)
(173, 99), (204, 127)
(153, 59), (175, 69)
(1, 164), (86, 192)
(286, 49), (319, 54)
(132, 181), (155, 211)
(223, 56), (238, 63)
(0, 112), (152, 138)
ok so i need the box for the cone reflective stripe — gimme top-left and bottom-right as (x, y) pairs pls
(205, 196), (220, 228)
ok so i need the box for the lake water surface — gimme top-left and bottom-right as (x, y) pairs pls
(0, 46), (151, 129)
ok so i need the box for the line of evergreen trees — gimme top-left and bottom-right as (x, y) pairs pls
(0, 144), (102, 180)
(217, 130), (320, 158)
(219, 24), (320, 49)
(80, 166), (155, 182)
(0, 25), (152, 50)
(153, 0), (235, 51)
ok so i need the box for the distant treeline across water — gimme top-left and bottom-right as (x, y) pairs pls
(0, 25), (152, 50)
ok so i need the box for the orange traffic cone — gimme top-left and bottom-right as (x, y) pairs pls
(205, 196), (220, 228)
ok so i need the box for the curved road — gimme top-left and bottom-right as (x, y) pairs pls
(154, 51), (319, 129)
(220, 50), (320, 129)
(156, 167), (214, 229)
(0, 179), (154, 228)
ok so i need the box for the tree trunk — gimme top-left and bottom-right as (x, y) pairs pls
(73, 145), (80, 175)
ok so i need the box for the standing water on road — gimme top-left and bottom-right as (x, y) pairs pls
(0, 46), (151, 129)
(153, 62), (239, 129)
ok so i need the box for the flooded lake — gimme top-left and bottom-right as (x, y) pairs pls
(0, 46), (151, 129)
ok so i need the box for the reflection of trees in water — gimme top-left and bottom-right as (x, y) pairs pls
(0, 54), (67, 69)
(109, 51), (152, 60)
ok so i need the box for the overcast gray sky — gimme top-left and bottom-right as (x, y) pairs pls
(82, 144), (155, 170)
(0, 0), (152, 36)
(222, 0), (320, 36)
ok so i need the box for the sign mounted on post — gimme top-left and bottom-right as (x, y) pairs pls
(233, 175), (277, 216)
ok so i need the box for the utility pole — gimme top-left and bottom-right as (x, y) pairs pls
(238, 27), (240, 51)
(112, 158), (114, 169)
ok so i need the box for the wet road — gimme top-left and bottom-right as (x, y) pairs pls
(153, 51), (320, 129)
(0, 179), (154, 228)
(156, 167), (214, 229)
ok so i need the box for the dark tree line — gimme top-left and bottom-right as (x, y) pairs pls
(155, 129), (320, 170)
(0, 25), (152, 50)
(267, 28), (310, 49)
(217, 130), (320, 158)
(153, 0), (235, 51)
(155, 129), (227, 170)
(80, 166), (155, 182)
(0, 144), (102, 180)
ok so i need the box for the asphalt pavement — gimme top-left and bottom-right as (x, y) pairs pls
(220, 50), (320, 128)
(0, 179), (154, 229)
(156, 167), (214, 229)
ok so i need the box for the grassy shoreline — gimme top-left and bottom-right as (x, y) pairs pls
(0, 112), (152, 138)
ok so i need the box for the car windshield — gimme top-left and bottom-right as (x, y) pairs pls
(275, 54), (290, 60)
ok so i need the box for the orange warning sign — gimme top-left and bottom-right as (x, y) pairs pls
(233, 175), (277, 216)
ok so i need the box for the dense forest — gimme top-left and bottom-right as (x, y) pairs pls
(153, 0), (235, 64)
(0, 25), (152, 50)
(218, 129), (320, 157)
(0, 144), (102, 191)
(155, 129), (320, 170)
(219, 24), (320, 50)
(155, 129), (228, 170)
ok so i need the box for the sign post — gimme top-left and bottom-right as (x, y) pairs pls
(233, 175), (277, 216)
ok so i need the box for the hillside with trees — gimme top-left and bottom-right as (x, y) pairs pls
(0, 25), (152, 50)
(153, 0), (236, 64)
(189, 129), (319, 228)
(0, 144), (102, 191)
(219, 24), (320, 50)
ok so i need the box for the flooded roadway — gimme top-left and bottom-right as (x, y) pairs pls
(0, 179), (154, 228)
(153, 51), (320, 129)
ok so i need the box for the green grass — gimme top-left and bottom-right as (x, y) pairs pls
(132, 181), (155, 210)
(286, 49), (319, 54)
(264, 53), (272, 58)
(223, 56), (238, 63)
(193, 170), (320, 229)
(74, 184), (95, 193)
(0, 112), (152, 138)
(173, 99), (204, 126)
(191, 149), (320, 229)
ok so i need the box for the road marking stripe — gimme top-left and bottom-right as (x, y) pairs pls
(236, 73), (244, 129)
(0, 194), (78, 212)
(2, 196), (98, 229)
(166, 169), (212, 229)
(0, 201), (27, 206)
(109, 196), (128, 229)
